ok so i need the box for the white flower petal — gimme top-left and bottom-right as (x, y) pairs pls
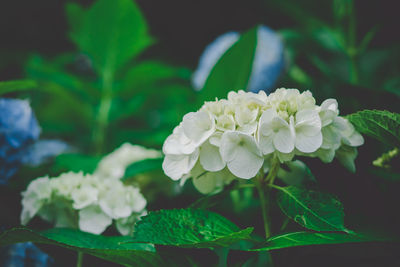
(296, 131), (323, 153)
(295, 109), (321, 136)
(273, 119), (295, 153)
(182, 111), (215, 145)
(220, 131), (263, 179)
(199, 141), (225, 172)
(162, 150), (199, 180)
(79, 205), (112, 234)
(162, 125), (197, 155)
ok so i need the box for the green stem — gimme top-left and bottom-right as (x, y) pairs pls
(255, 157), (280, 240)
(92, 71), (113, 154)
(76, 251), (84, 267)
(347, 1), (359, 84)
(255, 177), (271, 239)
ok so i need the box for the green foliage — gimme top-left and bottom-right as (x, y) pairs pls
(0, 79), (37, 95)
(53, 154), (101, 173)
(198, 27), (257, 103)
(123, 158), (163, 180)
(250, 231), (393, 251)
(68, 0), (153, 76)
(0, 227), (162, 267)
(274, 185), (347, 232)
(131, 209), (253, 248)
(347, 110), (400, 147)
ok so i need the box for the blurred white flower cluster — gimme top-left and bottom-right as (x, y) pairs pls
(162, 88), (364, 193)
(21, 143), (161, 235)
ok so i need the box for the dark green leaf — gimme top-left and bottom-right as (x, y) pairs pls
(347, 110), (400, 147)
(249, 231), (394, 251)
(119, 61), (190, 96)
(0, 79), (37, 95)
(274, 185), (347, 232)
(65, 3), (85, 41)
(71, 0), (153, 76)
(198, 27), (257, 103)
(53, 154), (101, 173)
(122, 158), (163, 180)
(0, 227), (161, 267)
(131, 209), (253, 248)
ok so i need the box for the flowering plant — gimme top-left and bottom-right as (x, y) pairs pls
(163, 88), (363, 194)
(21, 143), (160, 235)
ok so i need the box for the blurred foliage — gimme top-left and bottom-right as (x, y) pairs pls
(1, 0), (400, 266)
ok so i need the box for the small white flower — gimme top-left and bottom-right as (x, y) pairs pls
(199, 140), (225, 172)
(163, 124), (198, 155)
(258, 108), (295, 154)
(182, 110), (216, 146)
(162, 149), (200, 180)
(71, 185), (98, 210)
(220, 131), (264, 179)
(294, 109), (322, 153)
(79, 205), (112, 235)
(20, 177), (52, 225)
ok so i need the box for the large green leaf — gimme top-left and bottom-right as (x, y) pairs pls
(274, 185), (347, 232)
(198, 27), (257, 103)
(249, 231), (394, 251)
(71, 0), (153, 76)
(347, 110), (400, 147)
(0, 227), (162, 266)
(131, 209), (253, 248)
(122, 158), (163, 180)
(0, 79), (37, 95)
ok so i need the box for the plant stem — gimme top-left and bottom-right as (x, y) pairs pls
(255, 157), (280, 240)
(255, 177), (271, 239)
(76, 251), (84, 267)
(92, 70), (113, 154)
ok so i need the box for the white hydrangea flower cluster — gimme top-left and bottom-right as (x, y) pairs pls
(21, 143), (161, 235)
(162, 88), (364, 193)
(20, 172), (146, 235)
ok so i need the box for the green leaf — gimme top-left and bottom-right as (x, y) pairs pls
(198, 27), (257, 103)
(52, 153), (101, 173)
(0, 79), (37, 95)
(249, 231), (394, 251)
(71, 0), (153, 76)
(131, 209), (253, 248)
(347, 110), (400, 147)
(0, 227), (162, 267)
(65, 3), (85, 41)
(122, 158), (163, 180)
(274, 185), (347, 232)
(119, 61), (190, 97)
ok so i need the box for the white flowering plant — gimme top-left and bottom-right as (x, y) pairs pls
(2, 0), (400, 266)
(162, 88), (365, 238)
(20, 143), (161, 236)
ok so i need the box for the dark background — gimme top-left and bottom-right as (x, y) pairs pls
(0, 0), (398, 78)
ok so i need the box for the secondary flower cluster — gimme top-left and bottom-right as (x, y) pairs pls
(162, 88), (364, 193)
(21, 143), (161, 235)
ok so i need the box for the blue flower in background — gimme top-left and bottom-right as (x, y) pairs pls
(0, 98), (69, 184)
(0, 242), (53, 267)
(19, 140), (70, 167)
(192, 25), (285, 93)
(0, 98), (40, 184)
